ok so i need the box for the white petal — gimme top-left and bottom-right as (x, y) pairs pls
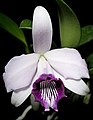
(30, 56), (54, 91)
(63, 79), (90, 95)
(44, 48), (89, 79)
(3, 53), (40, 92)
(11, 86), (31, 107)
(32, 6), (52, 54)
(53, 69), (90, 95)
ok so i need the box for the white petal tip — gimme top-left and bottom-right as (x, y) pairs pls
(76, 85), (90, 96)
(84, 87), (90, 95)
(44, 109), (50, 111)
(34, 6), (46, 11)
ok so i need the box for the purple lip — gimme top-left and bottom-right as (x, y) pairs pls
(32, 74), (66, 111)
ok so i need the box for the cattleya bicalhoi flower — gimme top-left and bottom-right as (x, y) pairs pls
(3, 6), (90, 111)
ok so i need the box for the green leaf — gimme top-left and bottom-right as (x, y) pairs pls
(56, 0), (81, 48)
(87, 53), (93, 77)
(87, 53), (93, 69)
(0, 12), (28, 47)
(89, 68), (93, 75)
(20, 19), (32, 29)
(83, 94), (91, 104)
(79, 25), (93, 46)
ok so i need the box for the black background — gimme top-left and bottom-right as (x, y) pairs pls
(0, 0), (93, 119)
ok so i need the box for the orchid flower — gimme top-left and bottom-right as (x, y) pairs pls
(3, 6), (90, 111)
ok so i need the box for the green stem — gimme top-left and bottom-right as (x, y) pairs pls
(16, 105), (32, 120)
